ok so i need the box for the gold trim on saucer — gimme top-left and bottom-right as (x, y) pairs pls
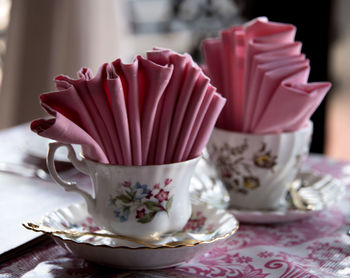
(22, 221), (239, 250)
(23, 222), (159, 248)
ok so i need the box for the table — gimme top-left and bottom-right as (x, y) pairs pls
(0, 124), (349, 277)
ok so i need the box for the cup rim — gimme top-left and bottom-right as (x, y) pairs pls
(80, 153), (202, 168)
(213, 121), (313, 137)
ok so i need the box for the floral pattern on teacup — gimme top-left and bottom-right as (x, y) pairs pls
(208, 140), (277, 195)
(253, 142), (277, 169)
(183, 211), (206, 232)
(183, 211), (214, 233)
(109, 179), (174, 224)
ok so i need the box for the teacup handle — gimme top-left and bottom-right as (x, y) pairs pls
(47, 142), (95, 207)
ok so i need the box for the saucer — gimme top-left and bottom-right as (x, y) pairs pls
(229, 171), (345, 224)
(191, 156), (345, 224)
(23, 202), (238, 269)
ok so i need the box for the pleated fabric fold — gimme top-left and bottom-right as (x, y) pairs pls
(202, 17), (331, 134)
(31, 49), (226, 165)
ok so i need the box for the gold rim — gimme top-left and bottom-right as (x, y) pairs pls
(22, 221), (239, 250)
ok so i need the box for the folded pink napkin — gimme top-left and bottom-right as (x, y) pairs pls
(254, 82), (331, 133)
(202, 17), (331, 133)
(31, 49), (226, 165)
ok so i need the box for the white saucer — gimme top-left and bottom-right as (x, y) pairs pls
(229, 205), (318, 224)
(24, 202), (238, 269)
(229, 171), (345, 224)
(191, 157), (346, 224)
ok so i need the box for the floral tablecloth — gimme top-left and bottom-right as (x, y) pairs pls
(0, 126), (349, 278)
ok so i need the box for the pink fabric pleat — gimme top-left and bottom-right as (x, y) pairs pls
(136, 56), (173, 164)
(165, 63), (201, 163)
(106, 64), (132, 165)
(56, 70), (115, 163)
(181, 85), (215, 161)
(202, 17), (330, 134)
(245, 57), (309, 132)
(31, 49), (226, 165)
(115, 59), (143, 165)
(249, 62), (310, 132)
(189, 93), (226, 158)
(31, 106), (108, 163)
(201, 39), (225, 129)
(220, 27), (245, 131)
(253, 82), (331, 133)
(146, 49), (190, 164)
(172, 75), (210, 162)
(84, 63), (122, 164)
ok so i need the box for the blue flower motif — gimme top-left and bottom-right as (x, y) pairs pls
(114, 210), (121, 218)
(134, 182), (151, 200)
(120, 213), (129, 222)
(113, 209), (129, 222)
(135, 182), (150, 193)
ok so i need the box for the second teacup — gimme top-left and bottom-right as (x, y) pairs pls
(207, 123), (313, 210)
(47, 142), (201, 240)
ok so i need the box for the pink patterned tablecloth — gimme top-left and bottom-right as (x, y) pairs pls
(0, 126), (350, 278)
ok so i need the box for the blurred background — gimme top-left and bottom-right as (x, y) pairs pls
(0, 0), (348, 160)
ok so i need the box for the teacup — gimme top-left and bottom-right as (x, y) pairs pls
(206, 123), (313, 210)
(47, 142), (200, 240)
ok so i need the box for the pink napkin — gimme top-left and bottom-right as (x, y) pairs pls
(31, 49), (225, 165)
(254, 82), (331, 133)
(112, 59), (142, 165)
(202, 17), (331, 133)
(31, 105), (108, 164)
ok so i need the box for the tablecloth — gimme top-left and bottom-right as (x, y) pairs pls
(0, 125), (349, 278)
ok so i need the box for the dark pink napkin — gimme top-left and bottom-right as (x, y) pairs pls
(188, 93), (226, 159)
(31, 49), (225, 165)
(106, 64), (132, 165)
(112, 59), (142, 165)
(202, 17), (331, 134)
(31, 105), (108, 164)
(165, 63), (203, 163)
(146, 49), (191, 164)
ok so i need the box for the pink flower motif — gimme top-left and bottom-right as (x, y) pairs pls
(242, 265), (269, 278)
(164, 178), (172, 186)
(81, 220), (99, 233)
(136, 208), (146, 219)
(183, 221), (196, 231)
(146, 191), (153, 199)
(122, 181), (131, 187)
(223, 253), (234, 263)
(258, 251), (274, 258)
(207, 224), (214, 232)
(236, 255), (253, 264)
(197, 216), (206, 227)
(86, 217), (94, 224)
(155, 189), (169, 202)
(88, 226), (100, 233)
(153, 183), (160, 190)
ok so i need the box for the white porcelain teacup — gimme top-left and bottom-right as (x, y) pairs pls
(47, 142), (201, 240)
(207, 123), (313, 210)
